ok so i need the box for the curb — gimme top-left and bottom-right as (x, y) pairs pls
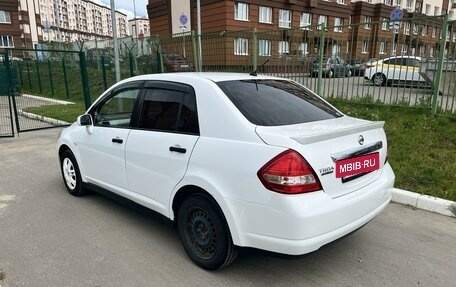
(391, 188), (456, 218)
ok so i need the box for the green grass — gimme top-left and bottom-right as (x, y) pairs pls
(0, 269), (5, 281)
(328, 98), (456, 202)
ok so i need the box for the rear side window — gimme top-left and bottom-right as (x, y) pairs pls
(139, 88), (199, 134)
(217, 80), (342, 126)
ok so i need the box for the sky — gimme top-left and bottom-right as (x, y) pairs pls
(93, 0), (149, 20)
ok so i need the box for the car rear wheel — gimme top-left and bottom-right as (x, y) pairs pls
(346, 69), (352, 77)
(372, 73), (386, 86)
(60, 150), (88, 196)
(328, 70), (334, 78)
(177, 194), (238, 270)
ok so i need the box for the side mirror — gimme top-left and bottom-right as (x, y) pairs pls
(77, 114), (93, 126)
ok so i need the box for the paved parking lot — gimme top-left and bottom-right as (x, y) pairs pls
(0, 128), (455, 287)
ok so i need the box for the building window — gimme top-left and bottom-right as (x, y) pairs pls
(299, 42), (308, 55)
(364, 16), (371, 29)
(406, 0), (413, 12)
(362, 41), (368, 53)
(384, 0), (392, 5)
(334, 18), (343, 32)
(421, 25), (427, 36)
(348, 16), (352, 29)
(432, 27), (436, 37)
(0, 11), (11, 23)
(379, 41), (386, 54)
(258, 6), (272, 24)
(346, 41), (350, 54)
(258, 39), (271, 56)
(430, 47), (434, 57)
(404, 22), (410, 35)
(234, 38), (248, 55)
(413, 23), (418, 35)
(278, 41), (289, 55)
(0, 35), (14, 48)
(279, 9), (291, 28)
(396, 0), (402, 5)
(434, 6), (439, 16)
(317, 15), (327, 30)
(401, 45), (407, 55)
(337, 0), (345, 4)
(300, 13), (312, 30)
(382, 18), (389, 30)
(234, 2), (248, 21)
(425, 4), (431, 15)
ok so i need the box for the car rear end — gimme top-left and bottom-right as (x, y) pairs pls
(311, 58), (329, 77)
(214, 77), (394, 255)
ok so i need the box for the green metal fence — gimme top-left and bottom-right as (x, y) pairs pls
(1, 15), (454, 136)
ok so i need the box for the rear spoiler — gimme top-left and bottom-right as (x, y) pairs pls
(291, 121), (385, 145)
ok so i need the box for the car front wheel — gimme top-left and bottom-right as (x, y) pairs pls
(177, 194), (238, 270)
(372, 73), (386, 86)
(60, 150), (87, 196)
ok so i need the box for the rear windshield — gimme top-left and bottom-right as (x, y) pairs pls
(217, 80), (342, 126)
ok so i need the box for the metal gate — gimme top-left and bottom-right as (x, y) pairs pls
(0, 48), (91, 135)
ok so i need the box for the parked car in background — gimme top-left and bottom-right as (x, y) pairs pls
(351, 58), (377, 76)
(364, 56), (427, 86)
(163, 54), (194, 72)
(311, 56), (352, 78)
(58, 72), (394, 270)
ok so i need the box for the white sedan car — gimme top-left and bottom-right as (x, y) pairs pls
(57, 73), (395, 270)
(364, 56), (426, 86)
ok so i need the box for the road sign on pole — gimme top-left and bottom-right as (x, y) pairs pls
(390, 7), (404, 21)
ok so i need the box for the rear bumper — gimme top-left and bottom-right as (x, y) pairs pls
(227, 163), (394, 255)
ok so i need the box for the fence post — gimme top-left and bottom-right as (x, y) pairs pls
(157, 42), (164, 73)
(252, 28), (258, 72)
(432, 14), (448, 115)
(61, 57), (69, 98)
(35, 49), (42, 93)
(192, 31), (199, 72)
(4, 51), (19, 135)
(317, 23), (326, 95)
(129, 52), (134, 77)
(79, 51), (92, 109)
(47, 60), (55, 98)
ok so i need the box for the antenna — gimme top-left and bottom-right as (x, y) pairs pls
(250, 59), (270, 76)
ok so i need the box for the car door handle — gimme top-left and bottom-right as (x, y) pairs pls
(112, 138), (123, 144)
(169, 146), (186, 154)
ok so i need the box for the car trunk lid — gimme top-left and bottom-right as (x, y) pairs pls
(255, 116), (388, 198)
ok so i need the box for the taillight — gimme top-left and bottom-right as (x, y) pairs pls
(258, 150), (322, 194)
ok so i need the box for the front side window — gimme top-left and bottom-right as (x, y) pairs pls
(279, 9), (291, 28)
(300, 42), (308, 55)
(217, 80), (342, 126)
(93, 87), (141, 127)
(234, 38), (248, 55)
(139, 88), (198, 134)
(259, 39), (271, 56)
(234, 2), (249, 21)
(0, 11), (11, 23)
(259, 6), (272, 24)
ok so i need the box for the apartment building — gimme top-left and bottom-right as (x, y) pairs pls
(147, 0), (455, 59)
(0, 0), (128, 51)
(38, 0), (128, 42)
(129, 17), (151, 39)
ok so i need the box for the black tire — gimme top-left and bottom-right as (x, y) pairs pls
(177, 194), (238, 270)
(60, 150), (87, 196)
(328, 69), (334, 78)
(372, 73), (386, 86)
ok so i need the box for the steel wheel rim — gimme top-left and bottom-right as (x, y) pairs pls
(63, 158), (77, 190)
(373, 74), (383, 85)
(185, 207), (217, 259)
